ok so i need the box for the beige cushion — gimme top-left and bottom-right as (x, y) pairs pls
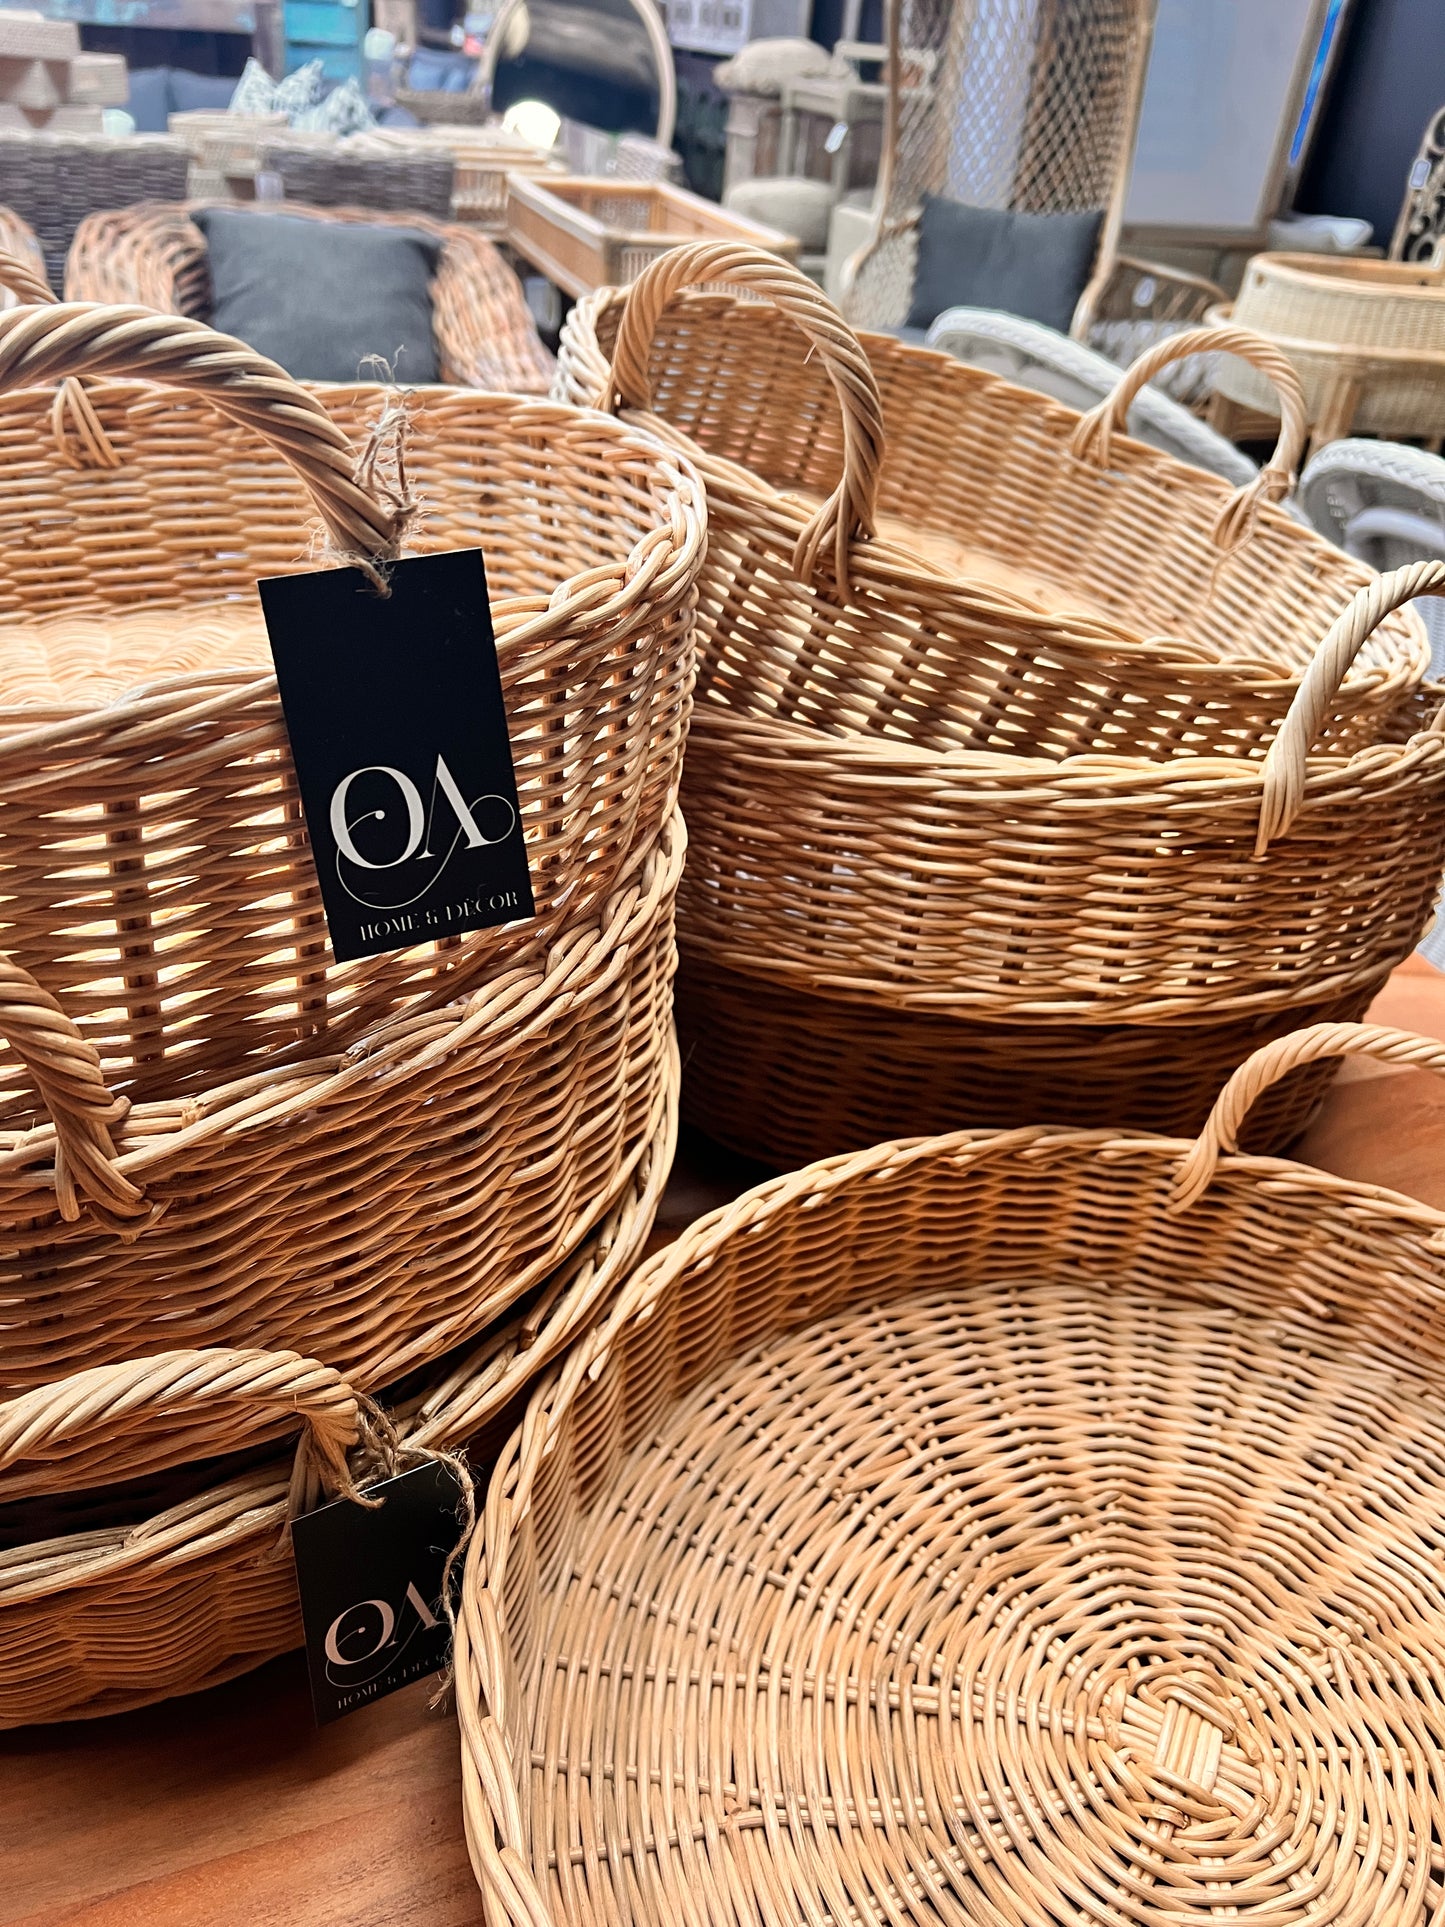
(715, 37), (839, 98)
(725, 175), (836, 251)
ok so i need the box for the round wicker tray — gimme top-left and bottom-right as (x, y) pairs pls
(458, 1021), (1445, 1927)
(0, 1064), (674, 1726)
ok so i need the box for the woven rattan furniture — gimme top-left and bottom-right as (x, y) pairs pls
(557, 243), (1445, 1160)
(0, 297), (699, 1120)
(0, 1084), (672, 1726)
(168, 109), (287, 198)
(362, 125), (563, 234)
(0, 806), (682, 1400)
(1390, 100), (1445, 265)
(458, 1019), (1445, 1927)
(66, 199), (555, 391)
(506, 176), (798, 298)
(0, 131), (188, 291)
(254, 131), (456, 219)
(1207, 254), (1445, 452)
(842, 0), (1225, 359)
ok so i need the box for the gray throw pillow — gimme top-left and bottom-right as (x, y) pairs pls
(195, 208), (441, 385)
(905, 195), (1103, 337)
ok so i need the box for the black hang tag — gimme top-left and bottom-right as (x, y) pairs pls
(291, 1458), (471, 1726)
(259, 548), (535, 964)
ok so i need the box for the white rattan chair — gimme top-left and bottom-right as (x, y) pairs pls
(1300, 437), (1445, 968)
(925, 305), (1257, 485)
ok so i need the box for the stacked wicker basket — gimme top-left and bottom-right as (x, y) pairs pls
(557, 241), (1445, 1165)
(0, 289), (704, 1721)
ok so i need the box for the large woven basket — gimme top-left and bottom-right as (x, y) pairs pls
(0, 300), (700, 1125)
(0, 804), (682, 1399)
(557, 243), (1445, 1159)
(458, 1019), (1445, 1927)
(1212, 253), (1445, 441)
(0, 1076), (673, 1727)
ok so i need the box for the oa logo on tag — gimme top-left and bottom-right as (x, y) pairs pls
(329, 756), (518, 911)
(324, 1579), (442, 1694)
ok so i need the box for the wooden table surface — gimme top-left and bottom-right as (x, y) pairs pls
(7, 963), (1445, 1925)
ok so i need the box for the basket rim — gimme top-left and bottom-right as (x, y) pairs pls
(1206, 302), (1445, 370)
(0, 377), (705, 727)
(1242, 250), (1445, 302)
(686, 677), (1445, 792)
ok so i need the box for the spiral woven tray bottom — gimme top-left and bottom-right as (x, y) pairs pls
(526, 1279), (1445, 1925)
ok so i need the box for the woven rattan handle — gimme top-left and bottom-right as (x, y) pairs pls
(0, 1345), (364, 1499)
(0, 302), (403, 567)
(599, 240), (885, 594)
(1256, 559), (1445, 853)
(1072, 323), (1308, 552)
(0, 246), (53, 306)
(0, 252), (122, 469)
(1173, 1022), (1445, 1210)
(0, 955), (143, 1223)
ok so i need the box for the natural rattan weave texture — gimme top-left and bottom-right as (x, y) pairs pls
(0, 132), (189, 291)
(66, 199), (555, 394)
(0, 806), (683, 1399)
(0, 309), (700, 1125)
(556, 245), (1445, 1151)
(674, 948), (1385, 1163)
(459, 1021), (1445, 1927)
(0, 1084), (673, 1726)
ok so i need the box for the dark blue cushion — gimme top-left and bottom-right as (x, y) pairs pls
(126, 66), (171, 132)
(170, 67), (238, 111)
(196, 207), (441, 385)
(906, 195), (1103, 337)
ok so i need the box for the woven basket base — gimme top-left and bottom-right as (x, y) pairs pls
(676, 950), (1383, 1165)
(0, 1047), (676, 1727)
(518, 1274), (1445, 1926)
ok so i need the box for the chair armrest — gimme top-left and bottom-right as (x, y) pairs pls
(65, 204), (208, 316)
(432, 226), (554, 395)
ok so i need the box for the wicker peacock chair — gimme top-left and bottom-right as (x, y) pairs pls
(842, 0), (1225, 373)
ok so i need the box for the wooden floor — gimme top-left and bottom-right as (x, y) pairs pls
(6, 961), (1445, 1925)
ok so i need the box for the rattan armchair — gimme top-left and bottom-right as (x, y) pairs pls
(842, 0), (1225, 363)
(65, 199), (555, 394)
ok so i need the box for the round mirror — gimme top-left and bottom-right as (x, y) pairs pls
(482, 0), (676, 145)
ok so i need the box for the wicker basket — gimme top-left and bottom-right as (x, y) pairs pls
(394, 87), (492, 126)
(365, 127), (564, 234)
(0, 302), (699, 1128)
(507, 177), (799, 298)
(0, 1073), (673, 1727)
(1210, 253), (1445, 443)
(257, 132), (456, 219)
(0, 132), (188, 290)
(556, 243), (1445, 1158)
(0, 803), (683, 1399)
(66, 200), (556, 393)
(458, 1019), (1445, 1927)
(168, 109), (288, 198)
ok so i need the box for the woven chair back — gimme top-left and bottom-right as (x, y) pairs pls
(849, 0), (1155, 327)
